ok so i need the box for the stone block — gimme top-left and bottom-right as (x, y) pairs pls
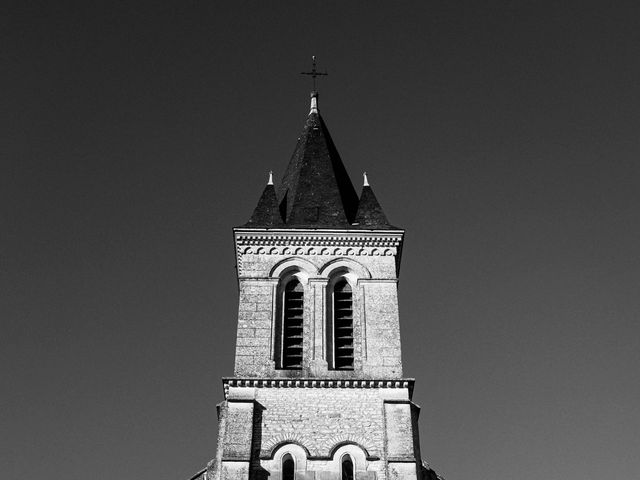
(314, 471), (333, 480)
(355, 471), (376, 480)
(220, 461), (250, 480)
(387, 462), (418, 480)
(238, 302), (257, 312)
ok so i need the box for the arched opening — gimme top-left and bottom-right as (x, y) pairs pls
(341, 455), (354, 480)
(282, 453), (295, 480)
(329, 278), (354, 370)
(280, 279), (303, 369)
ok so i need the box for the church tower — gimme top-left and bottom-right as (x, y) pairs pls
(200, 90), (437, 480)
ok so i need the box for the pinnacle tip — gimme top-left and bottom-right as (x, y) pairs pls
(309, 92), (319, 115)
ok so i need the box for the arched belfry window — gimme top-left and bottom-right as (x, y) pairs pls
(329, 278), (354, 370)
(282, 453), (295, 480)
(279, 279), (304, 369)
(341, 455), (354, 480)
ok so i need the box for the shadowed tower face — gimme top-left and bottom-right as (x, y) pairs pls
(203, 91), (434, 480)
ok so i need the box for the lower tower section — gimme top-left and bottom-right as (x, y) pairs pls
(208, 379), (423, 480)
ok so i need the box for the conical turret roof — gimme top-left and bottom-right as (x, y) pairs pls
(354, 175), (396, 229)
(243, 172), (284, 227)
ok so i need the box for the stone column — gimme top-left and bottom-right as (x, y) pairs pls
(308, 277), (329, 376)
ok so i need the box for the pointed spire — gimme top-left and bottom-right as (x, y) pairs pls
(275, 95), (359, 228)
(243, 172), (283, 227)
(243, 89), (399, 230)
(354, 178), (395, 229)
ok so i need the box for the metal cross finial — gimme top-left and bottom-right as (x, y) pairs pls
(300, 55), (328, 91)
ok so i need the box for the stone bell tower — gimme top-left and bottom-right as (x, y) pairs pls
(196, 91), (439, 480)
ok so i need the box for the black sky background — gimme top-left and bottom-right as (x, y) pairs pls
(2, 2), (640, 479)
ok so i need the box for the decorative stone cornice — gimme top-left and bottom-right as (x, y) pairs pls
(234, 228), (403, 249)
(233, 228), (404, 276)
(234, 230), (402, 259)
(238, 245), (396, 257)
(222, 377), (415, 399)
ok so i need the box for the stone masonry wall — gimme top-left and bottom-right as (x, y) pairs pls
(216, 385), (419, 480)
(233, 231), (404, 379)
(215, 230), (425, 480)
(360, 281), (403, 378)
(235, 280), (277, 376)
(255, 387), (387, 458)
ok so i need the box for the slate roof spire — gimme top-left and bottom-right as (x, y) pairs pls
(275, 91), (359, 228)
(242, 91), (397, 230)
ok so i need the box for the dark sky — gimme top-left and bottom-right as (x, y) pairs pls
(3, 2), (639, 479)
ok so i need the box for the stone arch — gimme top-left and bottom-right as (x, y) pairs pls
(327, 440), (371, 460)
(318, 258), (371, 280)
(270, 257), (317, 278)
(321, 440), (371, 476)
(261, 442), (309, 479)
(263, 438), (313, 460)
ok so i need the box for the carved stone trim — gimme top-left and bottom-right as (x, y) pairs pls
(233, 231), (403, 275)
(234, 231), (403, 249)
(222, 377), (414, 399)
(238, 245), (397, 257)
